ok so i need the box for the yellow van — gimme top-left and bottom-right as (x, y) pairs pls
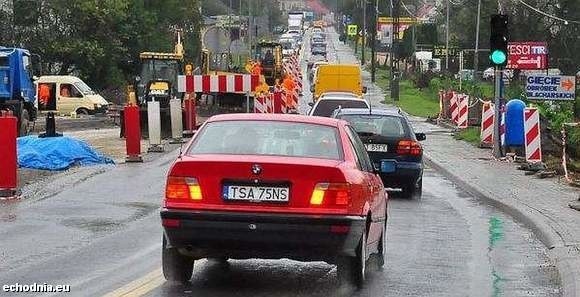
(311, 64), (366, 101)
(36, 76), (110, 115)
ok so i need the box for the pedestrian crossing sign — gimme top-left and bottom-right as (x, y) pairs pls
(347, 25), (358, 36)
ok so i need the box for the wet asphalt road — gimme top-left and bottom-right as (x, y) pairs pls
(0, 28), (561, 297)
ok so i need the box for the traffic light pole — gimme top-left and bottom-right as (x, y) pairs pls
(493, 66), (502, 158)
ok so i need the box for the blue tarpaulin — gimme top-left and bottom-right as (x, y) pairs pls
(17, 136), (114, 171)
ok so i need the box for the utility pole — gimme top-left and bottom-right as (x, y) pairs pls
(361, 0), (367, 65)
(391, 0), (400, 101)
(445, 0), (450, 71)
(473, 0), (482, 80)
(371, 0), (378, 82)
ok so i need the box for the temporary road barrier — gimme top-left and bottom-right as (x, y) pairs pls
(177, 74), (260, 93)
(480, 102), (494, 147)
(147, 101), (164, 152)
(169, 98), (183, 143)
(450, 92), (458, 124)
(272, 91), (287, 114)
(183, 93), (196, 137)
(124, 104), (143, 162)
(457, 94), (469, 129)
(254, 94), (273, 113)
(524, 107), (542, 163)
(0, 111), (18, 199)
(500, 107), (506, 147)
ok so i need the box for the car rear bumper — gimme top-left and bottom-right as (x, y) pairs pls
(377, 160), (423, 187)
(161, 209), (366, 263)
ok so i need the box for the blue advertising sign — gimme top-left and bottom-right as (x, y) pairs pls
(526, 75), (576, 101)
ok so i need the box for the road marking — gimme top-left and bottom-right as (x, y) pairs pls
(102, 268), (164, 297)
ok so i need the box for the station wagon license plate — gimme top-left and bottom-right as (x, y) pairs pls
(223, 185), (289, 202)
(365, 143), (388, 152)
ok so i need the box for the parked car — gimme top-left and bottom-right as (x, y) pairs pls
(161, 113), (388, 287)
(36, 75), (110, 116)
(308, 95), (369, 117)
(332, 108), (425, 198)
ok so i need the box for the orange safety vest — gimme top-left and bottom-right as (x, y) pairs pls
(282, 77), (295, 91)
(38, 84), (51, 105)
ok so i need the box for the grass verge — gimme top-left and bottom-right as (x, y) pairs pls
(453, 127), (481, 146)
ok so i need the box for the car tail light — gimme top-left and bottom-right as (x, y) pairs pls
(396, 140), (422, 156)
(310, 183), (351, 206)
(165, 176), (202, 201)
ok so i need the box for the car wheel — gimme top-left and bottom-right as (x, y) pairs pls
(76, 108), (90, 116)
(377, 221), (386, 269)
(162, 237), (194, 283)
(337, 231), (366, 288)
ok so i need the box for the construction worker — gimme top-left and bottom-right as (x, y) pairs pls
(254, 75), (269, 96)
(282, 74), (295, 92)
(251, 61), (263, 76)
(38, 83), (52, 110)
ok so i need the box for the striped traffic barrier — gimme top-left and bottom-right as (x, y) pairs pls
(524, 107), (542, 163)
(457, 94), (469, 129)
(253, 93), (273, 113)
(480, 102), (494, 147)
(0, 110), (18, 199)
(450, 92), (458, 124)
(500, 108), (506, 147)
(177, 74), (260, 93)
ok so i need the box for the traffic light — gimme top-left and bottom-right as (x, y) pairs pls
(489, 14), (509, 67)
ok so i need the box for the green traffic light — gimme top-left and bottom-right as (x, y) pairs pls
(490, 50), (507, 65)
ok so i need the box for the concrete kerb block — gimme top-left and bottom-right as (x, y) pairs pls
(424, 155), (580, 297)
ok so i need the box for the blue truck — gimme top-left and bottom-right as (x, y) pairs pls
(0, 47), (38, 136)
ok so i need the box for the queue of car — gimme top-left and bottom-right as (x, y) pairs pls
(160, 22), (426, 290)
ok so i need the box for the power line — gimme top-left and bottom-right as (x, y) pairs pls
(400, 0), (416, 17)
(517, 0), (580, 25)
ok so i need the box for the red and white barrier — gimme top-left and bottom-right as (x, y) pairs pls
(450, 92), (458, 124)
(457, 94), (469, 129)
(254, 94), (273, 113)
(500, 107), (506, 146)
(524, 107), (542, 163)
(273, 91), (287, 114)
(480, 102), (494, 146)
(177, 74), (259, 93)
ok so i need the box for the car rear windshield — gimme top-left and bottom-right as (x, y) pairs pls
(312, 100), (367, 117)
(339, 114), (409, 137)
(188, 121), (343, 160)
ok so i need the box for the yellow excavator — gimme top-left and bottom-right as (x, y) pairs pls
(120, 30), (187, 138)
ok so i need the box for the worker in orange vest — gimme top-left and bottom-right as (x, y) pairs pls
(282, 74), (295, 92)
(281, 74), (297, 110)
(251, 61), (263, 76)
(38, 83), (52, 110)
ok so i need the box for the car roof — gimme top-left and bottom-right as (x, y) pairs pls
(334, 107), (404, 117)
(206, 113), (344, 127)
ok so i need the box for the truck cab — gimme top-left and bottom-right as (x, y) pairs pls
(0, 47), (38, 135)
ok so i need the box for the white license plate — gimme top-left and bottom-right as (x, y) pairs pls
(223, 185), (289, 202)
(365, 144), (389, 152)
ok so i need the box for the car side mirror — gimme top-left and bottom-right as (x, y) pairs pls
(310, 85), (315, 93)
(308, 102), (314, 107)
(415, 132), (426, 141)
(362, 86), (368, 94)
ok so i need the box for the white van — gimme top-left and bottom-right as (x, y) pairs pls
(36, 76), (110, 116)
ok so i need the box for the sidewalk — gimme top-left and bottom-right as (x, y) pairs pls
(331, 29), (580, 296)
(419, 123), (580, 297)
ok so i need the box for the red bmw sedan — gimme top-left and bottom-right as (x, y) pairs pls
(160, 113), (388, 287)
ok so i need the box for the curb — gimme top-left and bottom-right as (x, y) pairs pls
(424, 154), (580, 297)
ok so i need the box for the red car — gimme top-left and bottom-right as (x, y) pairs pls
(161, 114), (388, 287)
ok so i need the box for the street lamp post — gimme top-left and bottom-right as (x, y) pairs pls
(361, 0), (367, 65)
(445, 0), (450, 71)
(371, 0), (378, 82)
(473, 0), (482, 80)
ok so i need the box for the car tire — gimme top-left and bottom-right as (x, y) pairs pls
(402, 178), (422, 199)
(337, 231), (366, 288)
(76, 108), (90, 116)
(377, 221), (386, 269)
(162, 237), (194, 283)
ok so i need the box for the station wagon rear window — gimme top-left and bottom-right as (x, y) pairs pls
(188, 121), (343, 160)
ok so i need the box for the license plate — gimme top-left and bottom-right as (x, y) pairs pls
(223, 185), (289, 202)
(365, 143), (389, 152)
(380, 160), (396, 173)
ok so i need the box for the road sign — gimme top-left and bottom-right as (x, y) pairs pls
(347, 25), (358, 36)
(526, 75), (576, 101)
(507, 42), (548, 70)
(433, 46), (459, 58)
